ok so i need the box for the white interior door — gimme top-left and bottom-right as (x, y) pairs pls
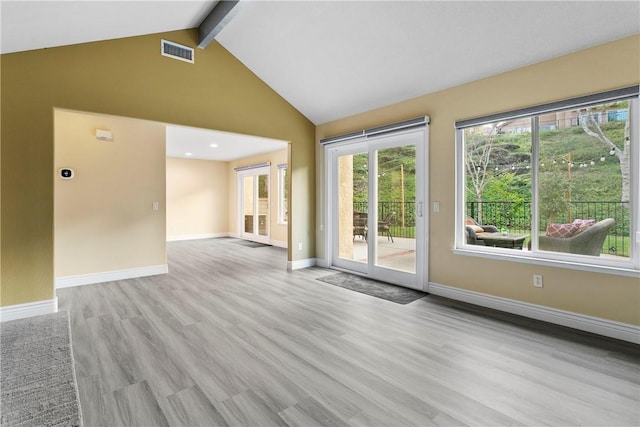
(328, 128), (428, 290)
(238, 166), (270, 243)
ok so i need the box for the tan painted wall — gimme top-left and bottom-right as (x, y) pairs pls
(54, 110), (166, 277)
(227, 149), (289, 246)
(316, 35), (640, 326)
(0, 29), (315, 307)
(166, 157), (229, 239)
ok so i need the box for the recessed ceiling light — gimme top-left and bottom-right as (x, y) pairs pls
(185, 152), (193, 156)
(210, 143), (218, 148)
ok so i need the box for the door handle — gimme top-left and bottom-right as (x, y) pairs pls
(417, 201), (423, 217)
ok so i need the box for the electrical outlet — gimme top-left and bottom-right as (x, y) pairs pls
(433, 201), (440, 212)
(298, 242), (302, 251)
(152, 202), (159, 211)
(533, 274), (543, 288)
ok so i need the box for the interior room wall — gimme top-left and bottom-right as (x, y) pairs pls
(316, 35), (640, 326)
(1, 29), (315, 308)
(227, 148), (289, 247)
(166, 157), (229, 240)
(54, 109), (166, 278)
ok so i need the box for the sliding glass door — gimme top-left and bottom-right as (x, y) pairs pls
(328, 128), (427, 289)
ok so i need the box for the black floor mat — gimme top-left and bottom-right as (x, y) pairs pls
(316, 272), (426, 304)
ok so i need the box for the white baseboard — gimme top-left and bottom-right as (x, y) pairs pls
(55, 265), (168, 289)
(427, 282), (640, 345)
(315, 258), (330, 268)
(270, 239), (287, 249)
(167, 232), (229, 242)
(288, 258), (317, 271)
(0, 297), (58, 322)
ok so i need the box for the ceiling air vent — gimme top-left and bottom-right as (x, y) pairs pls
(161, 39), (194, 64)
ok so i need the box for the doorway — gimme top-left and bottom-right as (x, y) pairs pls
(326, 127), (428, 290)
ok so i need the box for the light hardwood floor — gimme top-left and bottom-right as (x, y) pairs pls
(57, 238), (640, 426)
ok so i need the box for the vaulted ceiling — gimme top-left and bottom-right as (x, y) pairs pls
(2, 1), (639, 126)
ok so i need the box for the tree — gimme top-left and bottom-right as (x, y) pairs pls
(464, 121), (512, 222)
(538, 172), (569, 224)
(577, 106), (631, 203)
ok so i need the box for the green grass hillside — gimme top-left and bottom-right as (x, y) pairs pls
(472, 121), (625, 204)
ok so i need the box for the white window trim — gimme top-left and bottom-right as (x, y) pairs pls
(455, 92), (640, 276)
(277, 163), (288, 225)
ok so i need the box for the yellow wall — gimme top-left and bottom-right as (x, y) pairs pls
(54, 109), (167, 278)
(0, 29), (315, 307)
(166, 157), (229, 240)
(227, 149), (289, 246)
(316, 35), (640, 325)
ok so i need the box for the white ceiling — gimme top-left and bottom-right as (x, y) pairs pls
(165, 125), (288, 161)
(216, 1), (640, 124)
(2, 0), (639, 157)
(0, 1), (216, 54)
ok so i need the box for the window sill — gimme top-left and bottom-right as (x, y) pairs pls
(452, 247), (640, 278)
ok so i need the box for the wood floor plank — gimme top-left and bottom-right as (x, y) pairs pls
(111, 380), (170, 427)
(219, 389), (289, 427)
(162, 385), (229, 427)
(85, 314), (141, 393)
(279, 396), (351, 427)
(119, 316), (196, 397)
(56, 238), (640, 426)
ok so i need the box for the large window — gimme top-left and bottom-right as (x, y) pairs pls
(456, 87), (639, 273)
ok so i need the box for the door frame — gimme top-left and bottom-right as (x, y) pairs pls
(323, 126), (429, 290)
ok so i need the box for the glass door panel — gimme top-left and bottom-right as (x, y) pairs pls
(336, 151), (368, 264)
(258, 174), (269, 236)
(374, 145), (416, 274)
(243, 176), (254, 234)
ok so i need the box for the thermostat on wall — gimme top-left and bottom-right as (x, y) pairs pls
(59, 168), (74, 179)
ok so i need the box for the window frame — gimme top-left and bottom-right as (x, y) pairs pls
(454, 87), (640, 277)
(277, 163), (288, 225)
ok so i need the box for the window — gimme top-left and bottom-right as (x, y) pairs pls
(277, 163), (288, 224)
(456, 87), (639, 273)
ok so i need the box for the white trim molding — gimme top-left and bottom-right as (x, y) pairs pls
(427, 282), (640, 344)
(287, 258), (316, 271)
(0, 297), (58, 322)
(167, 232), (229, 242)
(55, 265), (168, 289)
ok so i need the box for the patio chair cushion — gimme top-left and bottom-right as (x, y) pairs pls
(465, 216), (499, 233)
(546, 223), (580, 238)
(573, 218), (596, 234)
(468, 224), (485, 234)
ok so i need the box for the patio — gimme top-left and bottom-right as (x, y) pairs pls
(350, 236), (417, 273)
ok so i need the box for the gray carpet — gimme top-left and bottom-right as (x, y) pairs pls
(1, 311), (82, 427)
(317, 272), (427, 304)
(230, 239), (272, 248)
